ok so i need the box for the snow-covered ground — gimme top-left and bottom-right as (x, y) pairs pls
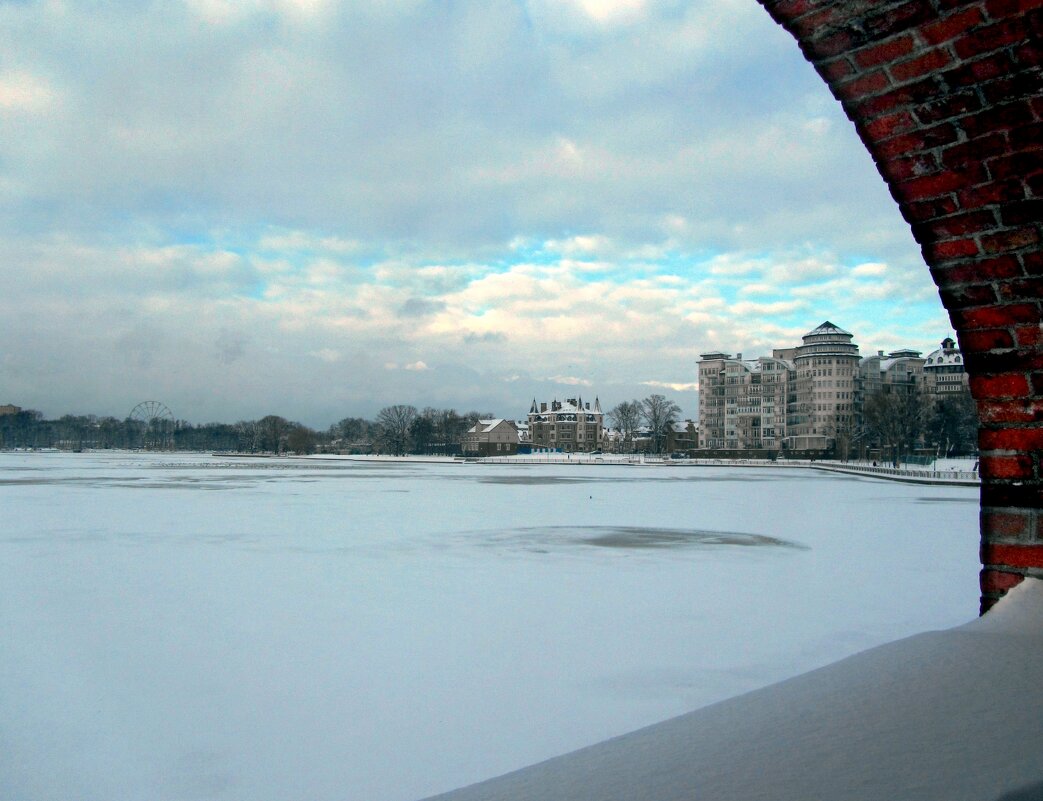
(426, 578), (1043, 801)
(0, 451), (981, 801)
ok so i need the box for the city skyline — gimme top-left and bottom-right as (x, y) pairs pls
(0, 1), (955, 427)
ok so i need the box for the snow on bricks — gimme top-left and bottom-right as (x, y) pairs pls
(757, 0), (1042, 609)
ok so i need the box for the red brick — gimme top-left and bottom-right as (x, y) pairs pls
(942, 133), (1011, 171)
(981, 226), (1042, 254)
(768, 0), (817, 18)
(979, 399), (1043, 423)
(897, 164), (988, 202)
(875, 123), (961, 159)
(922, 7), (987, 45)
(853, 78), (942, 120)
(1023, 251), (1043, 275)
(972, 373), (1034, 399)
(1015, 324), (1043, 346)
(953, 19), (1027, 59)
(981, 70), (1043, 106)
(985, 0), (1043, 17)
(818, 56), (856, 83)
(979, 424), (1043, 449)
(998, 277), (1043, 302)
(788, 5), (845, 38)
(957, 179), (1027, 211)
(941, 51), (1018, 87)
(862, 110), (918, 139)
(960, 328), (1017, 351)
(884, 153), (942, 183)
(940, 283), (999, 308)
(980, 569), (1026, 593)
(903, 195), (960, 223)
(929, 209), (1000, 239)
(915, 89), (984, 125)
(861, 2), (937, 40)
(890, 48), (955, 82)
(926, 236), (982, 261)
(957, 100), (1036, 138)
(999, 199), (1043, 227)
(982, 454), (1038, 479)
(1034, 372), (1043, 394)
(1014, 40), (1043, 67)
(1008, 121), (1043, 150)
(834, 69), (892, 102)
(932, 255), (1024, 285)
(957, 303), (1041, 329)
(808, 28), (859, 59)
(987, 151), (1043, 183)
(852, 34), (917, 69)
(981, 542), (1043, 568)
(982, 510), (1032, 538)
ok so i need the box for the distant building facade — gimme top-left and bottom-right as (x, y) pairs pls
(698, 352), (792, 450)
(0, 404), (22, 416)
(527, 397), (604, 453)
(698, 321), (968, 454)
(462, 419), (519, 456)
(923, 337), (970, 396)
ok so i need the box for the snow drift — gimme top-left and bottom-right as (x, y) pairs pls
(424, 578), (1043, 801)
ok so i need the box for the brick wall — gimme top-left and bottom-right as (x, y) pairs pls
(757, 0), (1042, 612)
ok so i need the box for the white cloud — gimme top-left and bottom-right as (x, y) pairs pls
(404, 361), (430, 371)
(852, 261), (888, 276)
(549, 375), (593, 387)
(310, 348), (341, 363)
(642, 380), (698, 392)
(0, 71), (58, 112)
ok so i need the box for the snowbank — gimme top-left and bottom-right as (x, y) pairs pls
(423, 579), (1043, 801)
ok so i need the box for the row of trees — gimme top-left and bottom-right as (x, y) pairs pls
(859, 388), (978, 465)
(0, 406), (495, 456)
(606, 394), (684, 453)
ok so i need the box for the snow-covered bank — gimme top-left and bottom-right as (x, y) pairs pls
(424, 579), (1043, 801)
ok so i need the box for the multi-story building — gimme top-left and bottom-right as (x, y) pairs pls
(697, 352), (792, 450)
(527, 397), (604, 453)
(923, 337), (969, 396)
(462, 419), (519, 456)
(788, 321), (861, 450)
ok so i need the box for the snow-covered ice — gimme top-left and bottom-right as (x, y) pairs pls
(0, 451), (982, 801)
(425, 578), (1043, 801)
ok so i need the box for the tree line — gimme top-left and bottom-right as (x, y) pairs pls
(0, 406), (495, 455)
(606, 394), (684, 453)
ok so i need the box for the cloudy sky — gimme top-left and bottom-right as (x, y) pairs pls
(0, 0), (955, 426)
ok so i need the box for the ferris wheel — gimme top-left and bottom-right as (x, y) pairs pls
(128, 401), (175, 449)
(129, 401), (174, 426)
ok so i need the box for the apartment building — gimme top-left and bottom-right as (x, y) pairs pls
(698, 321), (968, 454)
(697, 352), (792, 450)
(924, 337), (970, 396)
(527, 397), (604, 453)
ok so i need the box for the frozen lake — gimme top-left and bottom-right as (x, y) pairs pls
(0, 451), (980, 801)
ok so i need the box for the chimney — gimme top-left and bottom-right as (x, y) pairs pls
(541, 403), (547, 412)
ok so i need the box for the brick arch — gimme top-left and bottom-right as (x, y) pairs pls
(757, 0), (1041, 612)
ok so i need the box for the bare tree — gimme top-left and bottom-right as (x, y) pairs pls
(256, 415), (289, 453)
(608, 400), (641, 453)
(641, 394), (682, 454)
(376, 405), (418, 455)
(863, 389), (927, 466)
(925, 389), (979, 456)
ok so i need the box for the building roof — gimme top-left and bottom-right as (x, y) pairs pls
(925, 337), (964, 368)
(467, 418), (509, 434)
(804, 320), (853, 338)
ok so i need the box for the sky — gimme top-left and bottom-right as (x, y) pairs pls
(0, 0), (957, 427)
